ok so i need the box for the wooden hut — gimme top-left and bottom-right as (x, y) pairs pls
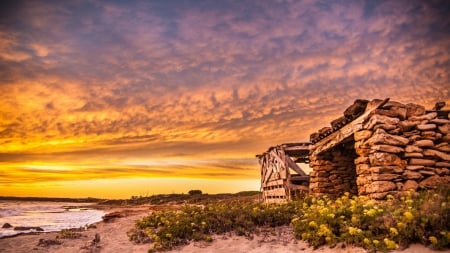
(257, 143), (310, 203)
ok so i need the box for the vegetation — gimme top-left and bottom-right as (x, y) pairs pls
(128, 187), (450, 252)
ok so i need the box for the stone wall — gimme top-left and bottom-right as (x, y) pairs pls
(309, 99), (450, 199)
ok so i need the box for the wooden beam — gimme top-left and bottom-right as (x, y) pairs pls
(310, 98), (390, 157)
(285, 156), (307, 176)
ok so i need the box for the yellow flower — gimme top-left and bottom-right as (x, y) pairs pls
(390, 227), (398, 236)
(403, 211), (414, 221)
(384, 238), (399, 250)
(429, 236), (438, 245)
(373, 239), (379, 245)
(308, 221), (318, 229)
(396, 222), (405, 230)
(363, 238), (370, 244)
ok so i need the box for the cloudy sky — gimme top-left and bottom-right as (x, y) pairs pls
(0, 0), (449, 198)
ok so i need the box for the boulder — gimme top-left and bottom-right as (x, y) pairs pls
(413, 139), (434, 147)
(403, 170), (423, 180)
(370, 144), (404, 153)
(436, 168), (450, 175)
(373, 124), (397, 131)
(356, 176), (370, 186)
(419, 170), (436, 176)
(409, 158), (436, 166)
(405, 103), (426, 118)
(402, 180), (419, 191)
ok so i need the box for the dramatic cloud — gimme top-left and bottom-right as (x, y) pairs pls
(0, 0), (449, 197)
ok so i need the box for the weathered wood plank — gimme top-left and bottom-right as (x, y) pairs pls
(310, 98), (389, 157)
(285, 156), (307, 176)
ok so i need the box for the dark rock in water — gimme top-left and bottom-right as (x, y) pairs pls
(14, 226), (44, 231)
(2, 223), (12, 228)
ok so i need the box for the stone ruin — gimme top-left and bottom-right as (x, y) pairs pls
(308, 98), (450, 199)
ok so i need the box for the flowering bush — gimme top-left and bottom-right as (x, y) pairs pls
(129, 186), (449, 252)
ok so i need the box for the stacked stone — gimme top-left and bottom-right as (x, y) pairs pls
(354, 101), (450, 199)
(309, 141), (358, 196)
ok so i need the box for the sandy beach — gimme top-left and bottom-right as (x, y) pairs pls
(1, 204), (449, 253)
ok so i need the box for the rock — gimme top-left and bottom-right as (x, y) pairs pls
(405, 103), (426, 118)
(38, 239), (62, 247)
(405, 145), (423, 153)
(438, 124), (450, 134)
(409, 158), (436, 166)
(354, 130), (373, 141)
(331, 116), (349, 130)
(436, 168), (450, 175)
(443, 134), (450, 142)
(419, 175), (450, 189)
(366, 132), (409, 146)
(432, 101), (446, 110)
(14, 226), (44, 231)
(2, 223), (12, 228)
(371, 144), (404, 153)
(355, 148), (371, 157)
(354, 156), (369, 164)
(431, 118), (450, 124)
(416, 124), (437, 131)
(102, 212), (122, 222)
(402, 180), (419, 191)
(356, 176), (370, 186)
(365, 181), (397, 193)
(423, 149), (450, 161)
(369, 192), (392, 200)
(399, 121), (419, 132)
(406, 165), (424, 171)
(404, 152), (423, 158)
(408, 135), (422, 141)
(413, 139), (434, 147)
(344, 99), (369, 118)
(409, 112), (438, 121)
(419, 170), (436, 176)
(436, 162), (450, 168)
(369, 166), (403, 174)
(310, 132), (320, 143)
(403, 129), (420, 137)
(403, 170), (423, 180)
(374, 124), (397, 131)
(364, 114), (400, 130)
(356, 164), (370, 174)
(435, 143), (450, 152)
(369, 152), (403, 166)
(371, 174), (400, 181)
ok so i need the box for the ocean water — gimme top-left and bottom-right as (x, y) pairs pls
(0, 201), (105, 238)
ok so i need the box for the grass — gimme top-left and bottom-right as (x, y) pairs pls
(128, 187), (450, 252)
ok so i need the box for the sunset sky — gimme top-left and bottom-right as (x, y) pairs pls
(0, 0), (449, 198)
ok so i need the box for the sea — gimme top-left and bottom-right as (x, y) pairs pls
(0, 200), (105, 238)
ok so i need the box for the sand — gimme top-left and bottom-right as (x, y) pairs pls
(0, 204), (448, 253)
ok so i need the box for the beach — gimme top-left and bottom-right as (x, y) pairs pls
(1, 203), (449, 253)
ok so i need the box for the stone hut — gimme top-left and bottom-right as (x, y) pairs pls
(308, 98), (450, 199)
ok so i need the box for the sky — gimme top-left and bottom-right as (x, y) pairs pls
(0, 0), (449, 198)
